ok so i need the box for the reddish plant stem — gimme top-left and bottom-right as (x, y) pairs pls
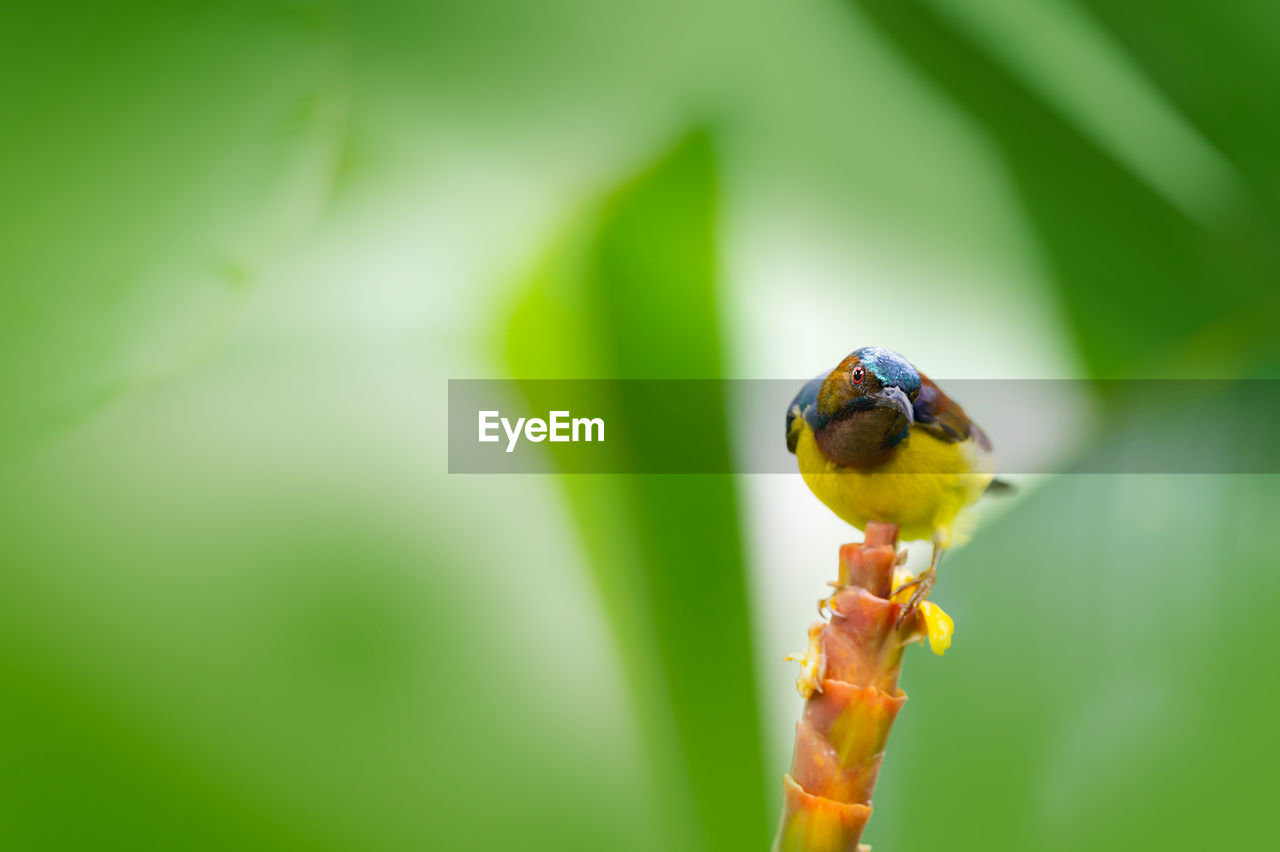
(773, 522), (922, 852)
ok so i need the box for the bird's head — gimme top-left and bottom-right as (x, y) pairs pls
(812, 346), (922, 468)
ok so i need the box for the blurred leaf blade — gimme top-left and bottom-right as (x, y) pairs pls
(851, 0), (1280, 378)
(507, 129), (770, 852)
(1075, 0), (1280, 208)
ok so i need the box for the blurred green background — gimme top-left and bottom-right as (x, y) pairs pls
(3, 1), (1279, 850)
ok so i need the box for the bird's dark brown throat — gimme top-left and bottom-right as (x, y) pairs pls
(814, 405), (911, 469)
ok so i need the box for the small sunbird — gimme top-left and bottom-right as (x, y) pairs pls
(786, 346), (1001, 621)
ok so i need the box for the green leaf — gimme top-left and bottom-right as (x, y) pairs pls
(506, 129), (770, 852)
(851, 0), (1280, 378)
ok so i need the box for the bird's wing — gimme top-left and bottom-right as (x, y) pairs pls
(912, 373), (992, 451)
(786, 373), (826, 454)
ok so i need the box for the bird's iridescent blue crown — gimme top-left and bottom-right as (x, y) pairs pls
(854, 346), (921, 396)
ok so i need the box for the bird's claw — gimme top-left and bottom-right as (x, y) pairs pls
(893, 567), (936, 627)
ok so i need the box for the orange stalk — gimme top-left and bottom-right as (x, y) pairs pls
(774, 522), (941, 852)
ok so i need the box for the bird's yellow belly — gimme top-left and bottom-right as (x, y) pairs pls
(794, 423), (993, 543)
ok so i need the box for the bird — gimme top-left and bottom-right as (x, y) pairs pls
(786, 346), (999, 621)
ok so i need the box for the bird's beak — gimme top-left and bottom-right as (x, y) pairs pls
(873, 385), (915, 425)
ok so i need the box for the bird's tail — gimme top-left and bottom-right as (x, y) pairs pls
(985, 478), (1015, 495)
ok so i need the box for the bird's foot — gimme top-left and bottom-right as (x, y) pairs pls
(892, 566), (936, 626)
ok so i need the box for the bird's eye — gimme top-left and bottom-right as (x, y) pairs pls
(851, 366), (865, 385)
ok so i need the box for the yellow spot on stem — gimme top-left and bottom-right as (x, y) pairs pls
(785, 622), (826, 698)
(889, 569), (914, 605)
